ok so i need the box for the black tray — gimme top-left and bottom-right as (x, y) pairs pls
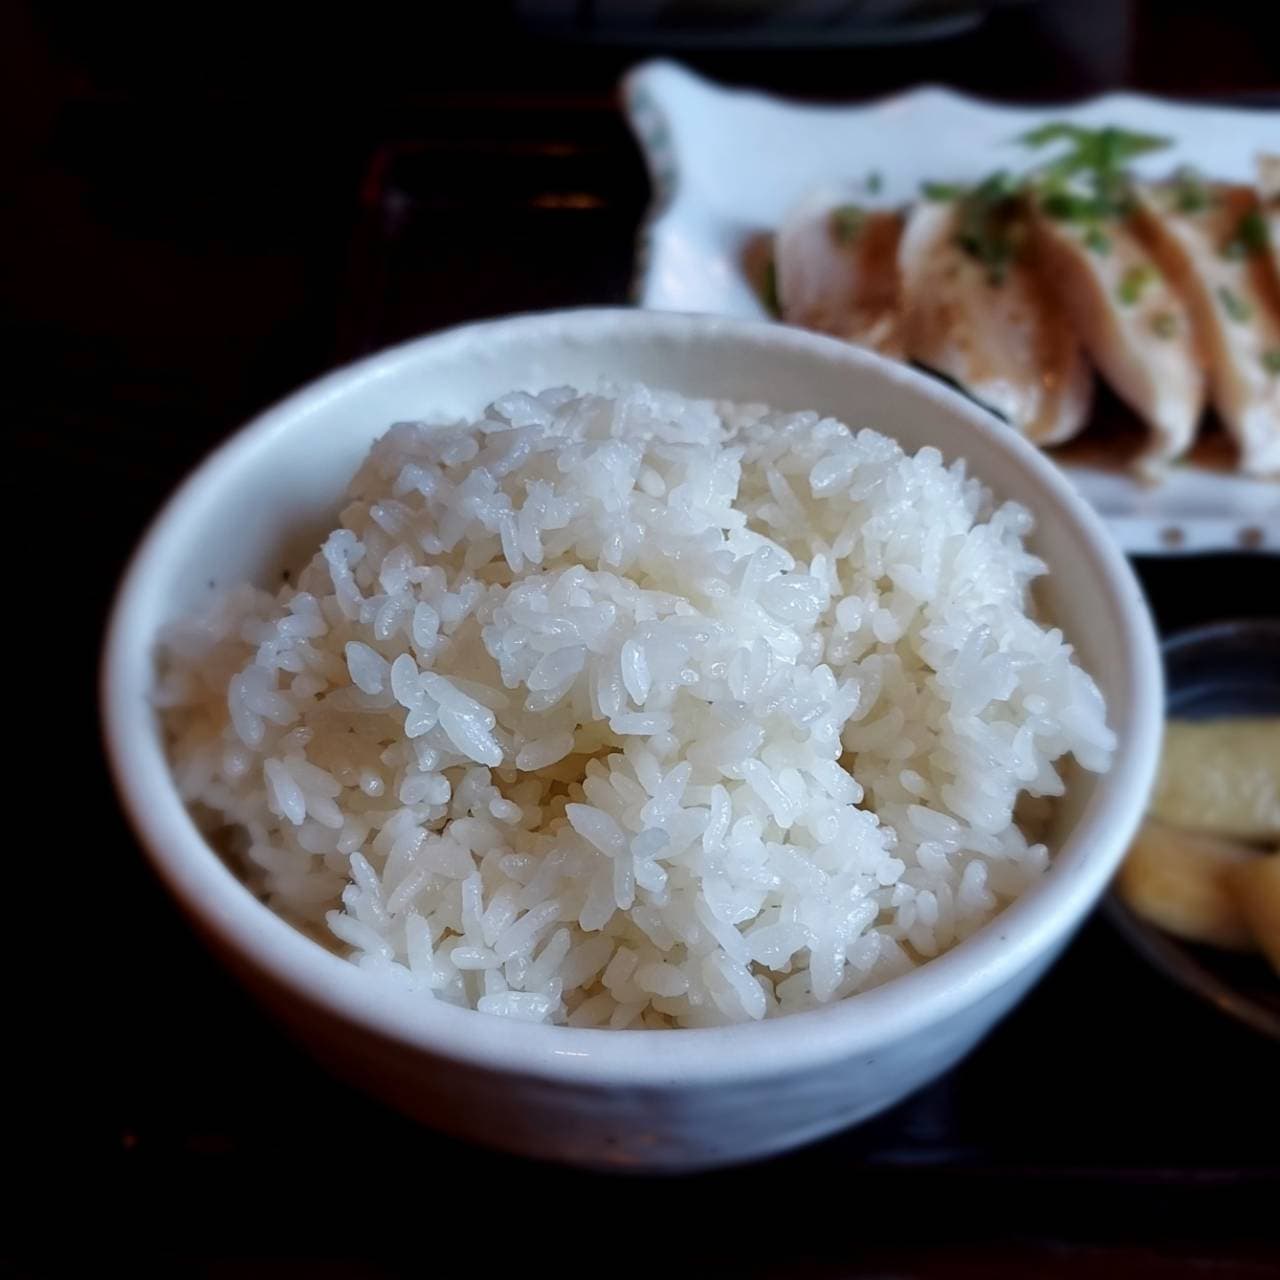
(99, 108), (1279, 1265)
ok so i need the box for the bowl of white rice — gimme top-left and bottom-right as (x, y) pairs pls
(103, 308), (1161, 1170)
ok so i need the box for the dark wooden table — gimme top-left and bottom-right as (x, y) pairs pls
(12, 1), (1279, 1273)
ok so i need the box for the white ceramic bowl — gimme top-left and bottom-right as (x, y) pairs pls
(103, 309), (1162, 1172)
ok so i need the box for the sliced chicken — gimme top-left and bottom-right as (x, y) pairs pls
(1028, 206), (1205, 472)
(775, 188), (905, 357)
(897, 200), (1092, 445)
(1257, 154), (1280, 282)
(1135, 182), (1280, 478)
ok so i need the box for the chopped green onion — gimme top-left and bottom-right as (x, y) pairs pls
(921, 180), (961, 201)
(1222, 208), (1269, 259)
(1262, 349), (1280, 374)
(1118, 263), (1157, 305)
(1020, 121), (1168, 159)
(974, 170), (1021, 202)
(1022, 123), (1168, 221)
(1084, 226), (1112, 254)
(1172, 166), (1210, 212)
(1115, 126), (1171, 159)
(1239, 208), (1268, 250)
(830, 204), (866, 245)
(1018, 122), (1090, 148)
(1150, 311), (1178, 339)
(866, 170), (882, 194)
(1217, 285), (1252, 323)
(1019, 122), (1169, 163)
(952, 170), (1024, 285)
(1042, 191), (1105, 222)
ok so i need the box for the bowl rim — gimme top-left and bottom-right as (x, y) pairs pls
(102, 306), (1163, 1086)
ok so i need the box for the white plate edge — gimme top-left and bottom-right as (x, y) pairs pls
(620, 60), (1280, 556)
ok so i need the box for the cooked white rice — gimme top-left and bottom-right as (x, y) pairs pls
(158, 384), (1115, 1028)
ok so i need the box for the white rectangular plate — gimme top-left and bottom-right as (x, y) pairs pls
(623, 60), (1280, 555)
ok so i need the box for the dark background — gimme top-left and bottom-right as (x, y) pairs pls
(9, 1), (1279, 1273)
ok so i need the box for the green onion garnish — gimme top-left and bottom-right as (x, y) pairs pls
(1239, 208), (1268, 250)
(1118, 263), (1157, 305)
(1042, 191), (1106, 222)
(1021, 123), (1169, 220)
(952, 170), (1025, 285)
(1018, 122), (1169, 163)
(1084, 226), (1112, 254)
(1222, 208), (1269, 259)
(1217, 285), (1252, 323)
(830, 204), (866, 245)
(1172, 166), (1211, 213)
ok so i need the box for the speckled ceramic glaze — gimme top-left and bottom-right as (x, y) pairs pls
(103, 309), (1162, 1171)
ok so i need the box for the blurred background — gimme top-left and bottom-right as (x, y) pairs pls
(9, 2), (1277, 1274)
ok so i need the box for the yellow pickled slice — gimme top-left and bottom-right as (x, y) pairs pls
(1228, 853), (1280, 974)
(1150, 717), (1280, 841)
(1117, 818), (1259, 950)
